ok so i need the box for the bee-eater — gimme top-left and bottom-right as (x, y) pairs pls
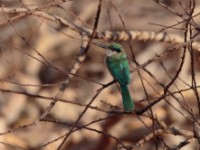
(97, 43), (134, 112)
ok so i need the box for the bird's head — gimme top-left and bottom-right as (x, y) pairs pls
(107, 43), (123, 52)
(97, 43), (123, 56)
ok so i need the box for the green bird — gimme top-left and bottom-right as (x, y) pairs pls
(97, 43), (134, 112)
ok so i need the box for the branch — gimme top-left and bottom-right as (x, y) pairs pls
(1, 7), (200, 51)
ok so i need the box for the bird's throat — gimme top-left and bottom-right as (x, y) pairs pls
(106, 49), (117, 57)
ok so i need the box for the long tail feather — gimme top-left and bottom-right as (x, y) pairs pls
(120, 84), (134, 112)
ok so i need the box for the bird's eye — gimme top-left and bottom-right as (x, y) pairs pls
(109, 43), (122, 52)
(111, 47), (121, 52)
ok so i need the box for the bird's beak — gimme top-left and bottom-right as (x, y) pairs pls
(96, 43), (108, 49)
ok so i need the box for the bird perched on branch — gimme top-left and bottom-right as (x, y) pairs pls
(97, 43), (134, 112)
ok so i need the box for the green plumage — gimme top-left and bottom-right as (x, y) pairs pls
(105, 52), (130, 85)
(120, 85), (134, 112)
(105, 45), (134, 112)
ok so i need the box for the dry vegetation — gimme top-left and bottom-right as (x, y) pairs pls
(0, 0), (200, 149)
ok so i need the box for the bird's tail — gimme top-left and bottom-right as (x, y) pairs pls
(120, 84), (134, 112)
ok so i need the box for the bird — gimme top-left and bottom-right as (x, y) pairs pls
(97, 42), (134, 112)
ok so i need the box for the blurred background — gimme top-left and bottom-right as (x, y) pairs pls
(0, 0), (200, 149)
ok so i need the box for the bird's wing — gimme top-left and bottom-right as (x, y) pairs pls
(106, 56), (130, 85)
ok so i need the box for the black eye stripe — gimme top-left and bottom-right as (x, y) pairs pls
(110, 47), (121, 52)
(108, 43), (123, 52)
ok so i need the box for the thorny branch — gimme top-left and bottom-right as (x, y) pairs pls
(0, 0), (200, 150)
